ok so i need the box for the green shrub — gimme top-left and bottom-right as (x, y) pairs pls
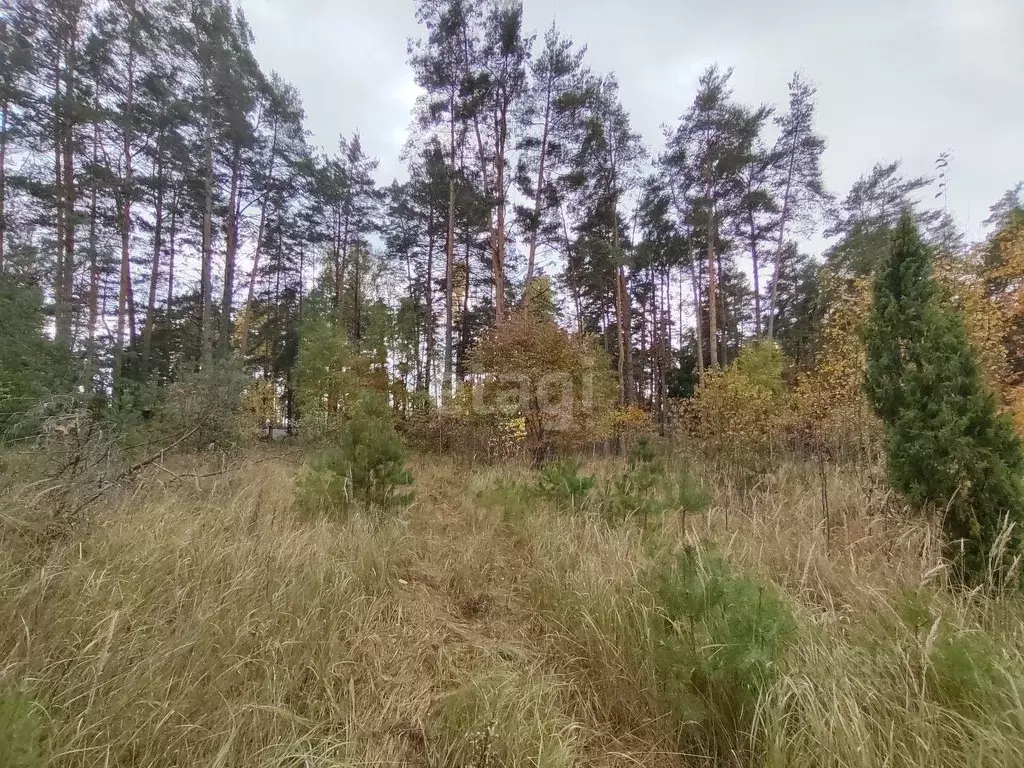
(163, 356), (250, 451)
(536, 458), (596, 513)
(865, 213), (1024, 583)
(0, 687), (48, 768)
(643, 547), (796, 757)
(599, 440), (710, 529)
(296, 393), (412, 518)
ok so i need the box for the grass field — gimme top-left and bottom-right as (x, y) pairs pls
(2, 450), (1023, 767)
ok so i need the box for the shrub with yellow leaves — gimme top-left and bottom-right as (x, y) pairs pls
(792, 276), (880, 460)
(690, 341), (792, 464)
(242, 378), (279, 436)
(470, 311), (621, 462)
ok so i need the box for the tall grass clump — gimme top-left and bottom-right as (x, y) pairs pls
(756, 587), (1024, 768)
(427, 666), (582, 768)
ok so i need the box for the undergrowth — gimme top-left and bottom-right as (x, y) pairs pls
(0, 451), (1022, 767)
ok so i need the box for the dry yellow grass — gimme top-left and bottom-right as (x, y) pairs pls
(1, 450), (1023, 767)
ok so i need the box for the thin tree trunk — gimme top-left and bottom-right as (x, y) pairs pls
(167, 184), (178, 319)
(60, 30), (77, 349)
(706, 188), (720, 370)
(767, 143), (797, 340)
(331, 200), (341, 310)
(659, 269), (669, 435)
(688, 256), (705, 382)
(611, 202), (632, 405)
(0, 96), (7, 275)
(238, 198), (269, 358)
(221, 141), (242, 352)
(491, 102), (508, 322)
(748, 207), (762, 336)
(338, 206), (351, 329)
(457, 233), (471, 378)
(53, 44), (69, 348)
(200, 78), (215, 364)
(115, 8), (138, 397)
(424, 210), (435, 395)
(142, 149), (165, 376)
(239, 119), (279, 357)
(560, 204), (583, 334)
(443, 101), (456, 403)
(524, 75), (553, 301)
(353, 249), (362, 345)
(717, 249), (729, 368)
(86, 117), (100, 389)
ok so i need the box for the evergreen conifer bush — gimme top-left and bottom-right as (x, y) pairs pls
(865, 213), (1024, 583)
(296, 393), (413, 518)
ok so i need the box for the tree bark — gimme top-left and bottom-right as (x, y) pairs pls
(706, 177), (720, 370)
(423, 209), (435, 395)
(238, 118), (279, 358)
(611, 201), (633, 405)
(0, 95), (7, 275)
(220, 141), (242, 352)
(767, 138), (798, 340)
(443, 89), (457, 403)
(142, 149), (165, 376)
(86, 108), (100, 374)
(200, 74), (215, 364)
(52, 34), (71, 348)
(115, 4), (138, 397)
(748, 207), (762, 336)
(524, 72), (553, 301)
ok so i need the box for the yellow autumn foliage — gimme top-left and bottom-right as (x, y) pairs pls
(793, 276), (879, 455)
(243, 378), (279, 429)
(690, 341), (792, 459)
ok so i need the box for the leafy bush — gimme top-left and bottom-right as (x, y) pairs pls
(470, 311), (620, 461)
(163, 357), (250, 450)
(296, 393), (413, 518)
(689, 342), (792, 465)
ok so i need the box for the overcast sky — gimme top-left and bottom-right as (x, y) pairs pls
(243, 0), (1023, 248)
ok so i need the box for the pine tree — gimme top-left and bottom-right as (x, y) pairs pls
(865, 213), (1024, 583)
(765, 74), (828, 340)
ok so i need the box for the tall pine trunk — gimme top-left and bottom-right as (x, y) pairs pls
(443, 92), (456, 402)
(706, 179), (720, 370)
(114, 8), (138, 397)
(423, 210), (435, 396)
(142, 150), (165, 377)
(688, 256), (705, 382)
(200, 76), (215, 364)
(748, 208), (762, 336)
(53, 43), (70, 348)
(611, 201), (633, 405)
(767, 141), (797, 340)
(0, 95), (7, 275)
(524, 74), (552, 300)
(239, 119), (279, 357)
(86, 109), (100, 380)
(221, 142), (242, 353)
